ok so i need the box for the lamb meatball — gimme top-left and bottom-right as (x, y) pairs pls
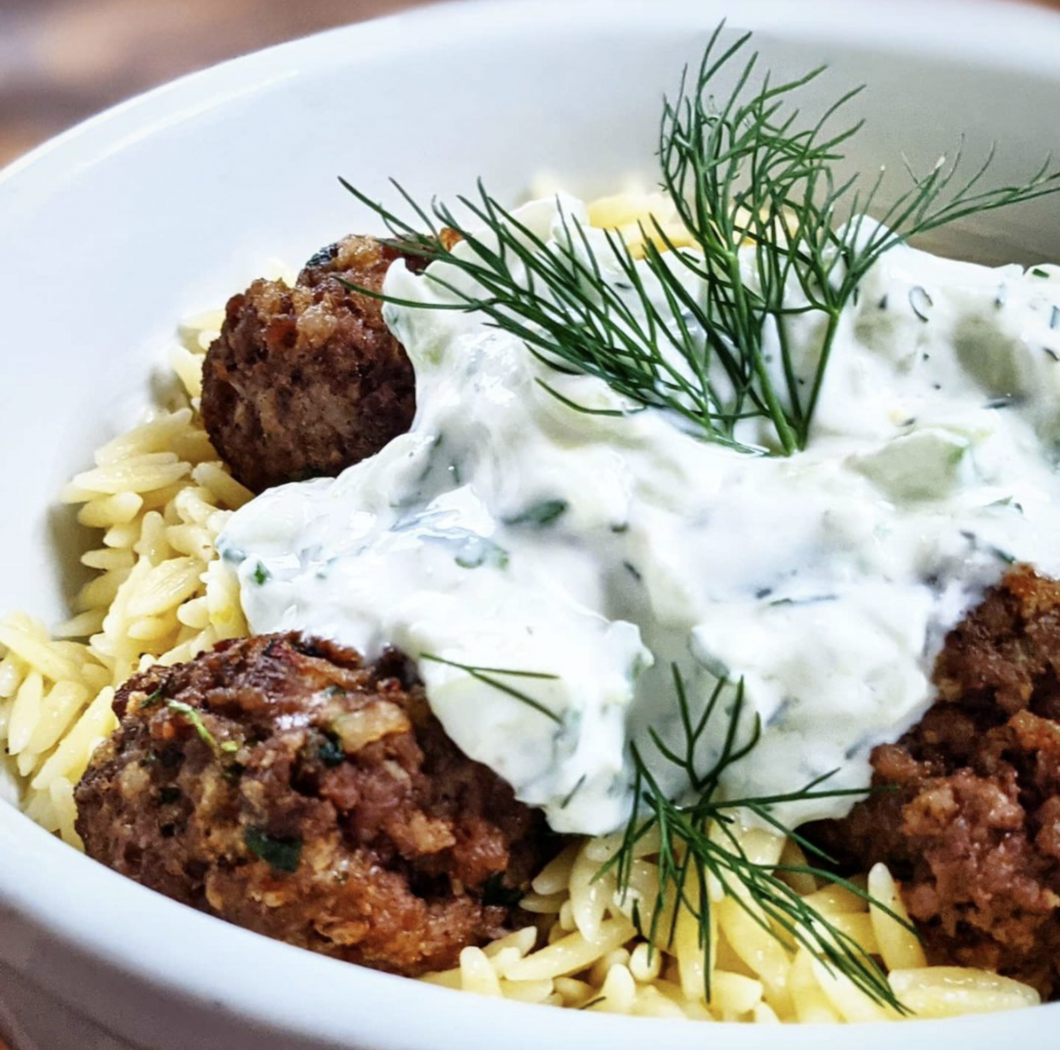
(816, 566), (1060, 998)
(75, 633), (548, 977)
(201, 235), (418, 493)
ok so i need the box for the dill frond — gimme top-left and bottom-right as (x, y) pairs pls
(419, 652), (562, 725)
(340, 23), (1060, 454)
(599, 671), (914, 1014)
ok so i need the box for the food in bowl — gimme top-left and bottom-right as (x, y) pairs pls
(2, 22), (1060, 1026)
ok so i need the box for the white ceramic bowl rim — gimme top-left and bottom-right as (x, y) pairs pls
(3, 2), (1060, 1047)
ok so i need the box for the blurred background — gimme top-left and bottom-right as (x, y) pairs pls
(2, 0), (1059, 168)
(0, 0), (439, 166)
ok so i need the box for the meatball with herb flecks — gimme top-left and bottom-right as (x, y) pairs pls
(74, 632), (549, 977)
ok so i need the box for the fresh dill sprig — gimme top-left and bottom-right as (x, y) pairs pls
(340, 23), (1060, 454)
(599, 669), (914, 1013)
(419, 652), (562, 725)
(652, 24), (1060, 450)
(423, 649), (915, 1009)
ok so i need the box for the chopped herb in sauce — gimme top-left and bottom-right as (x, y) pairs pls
(503, 499), (568, 527)
(909, 285), (933, 322)
(455, 539), (510, 570)
(560, 774), (588, 810)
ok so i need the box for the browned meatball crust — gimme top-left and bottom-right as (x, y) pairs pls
(201, 235), (417, 493)
(74, 633), (548, 977)
(817, 566), (1060, 998)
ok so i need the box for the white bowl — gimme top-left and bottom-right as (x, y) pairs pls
(3, 1), (1060, 1047)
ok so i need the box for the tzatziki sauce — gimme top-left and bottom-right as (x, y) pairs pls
(219, 196), (1060, 835)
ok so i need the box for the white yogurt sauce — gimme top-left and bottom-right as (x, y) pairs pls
(219, 197), (1060, 835)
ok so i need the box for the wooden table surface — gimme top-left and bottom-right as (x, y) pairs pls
(1, 0), (1059, 1048)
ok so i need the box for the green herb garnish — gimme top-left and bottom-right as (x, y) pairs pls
(339, 24), (1060, 455)
(139, 687), (164, 709)
(245, 826), (303, 873)
(420, 652), (562, 725)
(502, 499), (569, 527)
(560, 773), (588, 810)
(455, 538), (510, 570)
(252, 562), (270, 586)
(599, 667), (914, 1012)
(165, 699), (218, 751)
